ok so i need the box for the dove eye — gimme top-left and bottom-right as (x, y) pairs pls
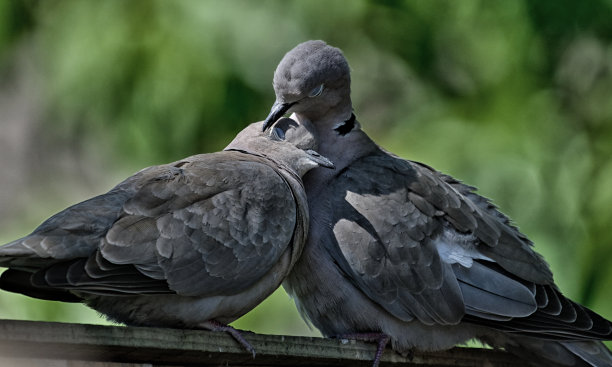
(308, 84), (324, 98)
(271, 126), (286, 141)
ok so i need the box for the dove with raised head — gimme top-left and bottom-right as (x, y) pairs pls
(263, 40), (612, 367)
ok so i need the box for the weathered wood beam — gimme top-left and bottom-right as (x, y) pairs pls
(0, 319), (522, 366)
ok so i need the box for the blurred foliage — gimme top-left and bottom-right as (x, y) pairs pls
(0, 0), (611, 338)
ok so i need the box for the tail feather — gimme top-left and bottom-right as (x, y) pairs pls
(562, 341), (612, 367)
(0, 269), (81, 302)
(499, 335), (612, 367)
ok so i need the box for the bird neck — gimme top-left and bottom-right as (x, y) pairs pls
(302, 92), (353, 126)
(295, 112), (379, 185)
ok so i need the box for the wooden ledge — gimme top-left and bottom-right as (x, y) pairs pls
(0, 319), (521, 366)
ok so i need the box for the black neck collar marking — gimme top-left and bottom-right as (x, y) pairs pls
(334, 113), (356, 136)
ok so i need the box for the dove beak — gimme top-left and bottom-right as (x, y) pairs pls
(263, 101), (295, 131)
(306, 150), (334, 169)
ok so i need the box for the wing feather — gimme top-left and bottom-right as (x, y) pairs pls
(323, 150), (611, 339)
(1, 152), (299, 299)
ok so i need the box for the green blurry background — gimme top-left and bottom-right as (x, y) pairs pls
(0, 0), (611, 338)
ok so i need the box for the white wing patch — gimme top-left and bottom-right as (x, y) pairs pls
(434, 229), (492, 267)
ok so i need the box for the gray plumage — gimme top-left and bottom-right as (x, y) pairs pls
(264, 40), (612, 367)
(0, 118), (332, 332)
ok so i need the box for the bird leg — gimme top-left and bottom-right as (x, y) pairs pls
(199, 320), (256, 358)
(335, 332), (390, 367)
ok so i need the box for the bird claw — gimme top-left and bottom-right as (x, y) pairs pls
(201, 320), (256, 358)
(335, 332), (390, 367)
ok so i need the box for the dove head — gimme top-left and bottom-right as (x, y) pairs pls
(263, 40), (352, 131)
(226, 117), (333, 177)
